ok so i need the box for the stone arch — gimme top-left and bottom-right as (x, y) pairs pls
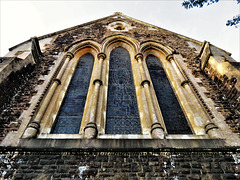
(102, 34), (140, 54)
(100, 37), (142, 135)
(140, 41), (174, 56)
(23, 44), (100, 138)
(140, 45), (220, 137)
(67, 40), (101, 54)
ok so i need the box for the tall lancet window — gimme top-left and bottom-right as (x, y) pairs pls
(52, 53), (94, 134)
(146, 55), (192, 134)
(106, 47), (141, 134)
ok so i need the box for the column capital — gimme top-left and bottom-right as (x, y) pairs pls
(181, 80), (190, 87)
(66, 52), (74, 60)
(166, 54), (174, 62)
(141, 79), (150, 86)
(97, 52), (106, 60)
(54, 79), (62, 85)
(93, 79), (103, 86)
(151, 123), (165, 139)
(135, 53), (143, 61)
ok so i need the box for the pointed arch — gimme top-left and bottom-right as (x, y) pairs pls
(100, 35), (144, 134)
(102, 34), (140, 54)
(67, 40), (101, 54)
(28, 43), (100, 136)
(22, 36), (215, 139)
(140, 41), (174, 56)
(140, 43), (213, 135)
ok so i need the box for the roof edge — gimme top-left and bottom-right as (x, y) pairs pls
(120, 13), (232, 56)
(8, 12), (232, 57)
(9, 13), (118, 51)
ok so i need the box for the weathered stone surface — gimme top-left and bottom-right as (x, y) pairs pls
(0, 150), (238, 179)
(1, 13), (239, 140)
(0, 53), (56, 142)
(0, 13), (240, 180)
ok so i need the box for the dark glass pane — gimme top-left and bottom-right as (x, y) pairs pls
(146, 55), (192, 134)
(106, 47), (141, 134)
(52, 53), (94, 134)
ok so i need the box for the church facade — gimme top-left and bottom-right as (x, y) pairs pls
(0, 13), (239, 179)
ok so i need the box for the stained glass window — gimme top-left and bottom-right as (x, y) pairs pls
(146, 55), (192, 134)
(105, 47), (142, 134)
(52, 53), (94, 134)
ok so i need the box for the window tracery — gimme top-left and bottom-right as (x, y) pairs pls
(146, 54), (192, 134)
(52, 53), (94, 134)
(105, 47), (141, 134)
(22, 36), (221, 140)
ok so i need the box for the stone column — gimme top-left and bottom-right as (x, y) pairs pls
(22, 52), (74, 138)
(135, 53), (165, 139)
(166, 53), (221, 138)
(84, 53), (106, 139)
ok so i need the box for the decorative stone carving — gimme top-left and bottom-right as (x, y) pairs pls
(106, 21), (135, 32)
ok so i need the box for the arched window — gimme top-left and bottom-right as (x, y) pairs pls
(22, 39), (221, 141)
(52, 53), (94, 134)
(146, 55), (192, 134)
(105, 47), (141, 134)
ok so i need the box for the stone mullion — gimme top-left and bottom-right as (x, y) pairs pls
(84, 53), (106, 139)
(22, 52), (74, 138)
(166, 54), (221, 138)
(135, 53), (165, 139)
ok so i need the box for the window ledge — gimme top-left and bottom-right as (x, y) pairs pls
(17, 138), (226, 150)
(38, 134), (208, 140)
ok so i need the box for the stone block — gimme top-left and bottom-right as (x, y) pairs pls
(137, 172), (145, 177)
(56, 159), (64, 165)
(181, 162), (191, 168)
(187, 174), (201, 180)
(131, 164), (141, 172)
(179, 169), (190, 174)
(102, 162), (113, 168)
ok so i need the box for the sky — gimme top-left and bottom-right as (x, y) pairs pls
(0, 1), (239, 61)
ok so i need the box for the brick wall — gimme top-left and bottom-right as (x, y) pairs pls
(0, 149), (239, 179)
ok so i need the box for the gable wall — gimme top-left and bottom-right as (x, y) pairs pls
(0, 14), (240, 179)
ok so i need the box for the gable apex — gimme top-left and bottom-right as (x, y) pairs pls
(9, 13), (203, 52)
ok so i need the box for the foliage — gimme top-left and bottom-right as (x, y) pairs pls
(182, 0), (240, 27)
(182, 0), (219, 9)
(226, 15), (240, 27)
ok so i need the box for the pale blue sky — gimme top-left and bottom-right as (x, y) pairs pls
(1, 1), (239, 61)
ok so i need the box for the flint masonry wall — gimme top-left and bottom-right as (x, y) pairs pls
(0, 149), (240, 180)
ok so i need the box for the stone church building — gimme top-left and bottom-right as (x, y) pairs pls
(0, 12), (240, 179)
